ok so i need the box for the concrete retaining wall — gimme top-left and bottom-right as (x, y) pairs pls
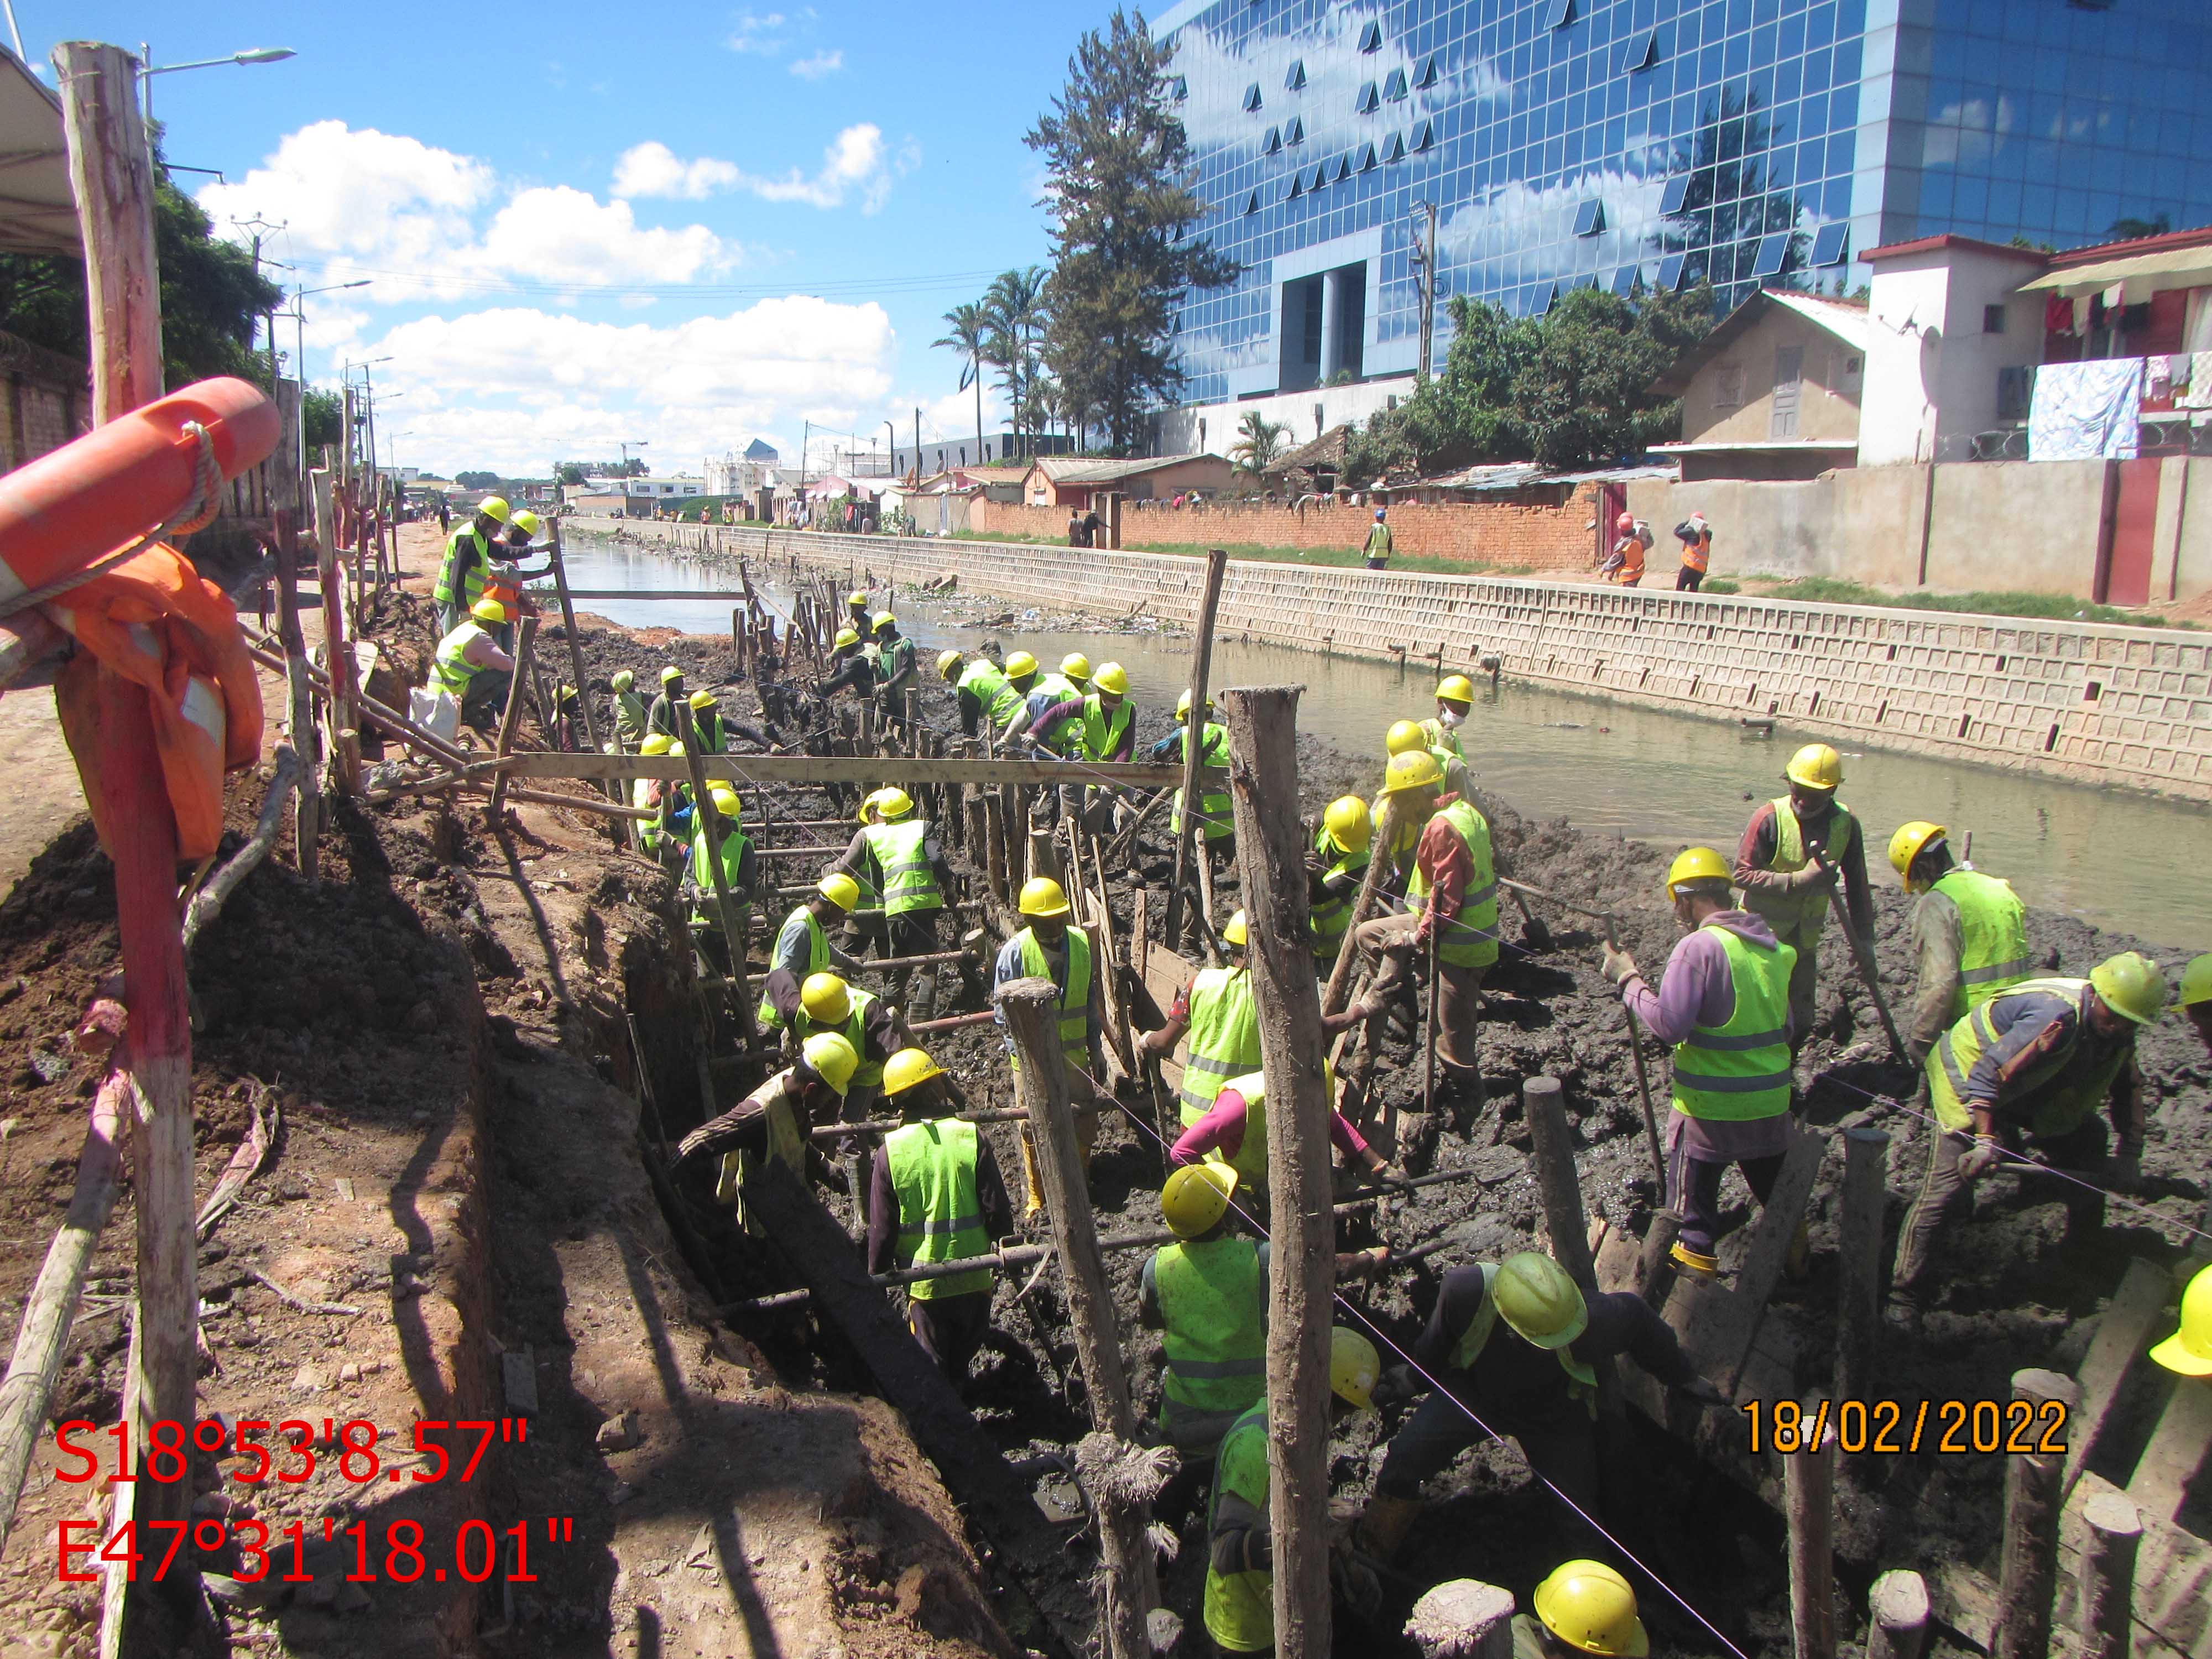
(623, 520), (2212, 802)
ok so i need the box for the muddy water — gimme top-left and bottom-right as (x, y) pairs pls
(556, 535), (2210, 945)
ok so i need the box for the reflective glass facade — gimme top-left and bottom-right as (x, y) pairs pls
(1154, 0), (2212, 407)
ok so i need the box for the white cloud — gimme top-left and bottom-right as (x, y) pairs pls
(612, 140), (742, 201)
(728, 9), (798, 53)
(610, 125), (910, 214)
(790, 49), (843, 80)
(1438, 165), (1671, 291)
(482, 186), (739, 285)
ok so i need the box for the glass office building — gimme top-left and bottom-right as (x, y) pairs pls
(1154, 0), (2212, 407)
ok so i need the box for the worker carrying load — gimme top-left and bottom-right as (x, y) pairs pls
(1734, 743), (1874, 1057)
(1890, 820), (2031, 1065)
(671, 1032), (857, 1237)
(1601, 848), (1799, 1280)
(1139, 910), (1263, 1128)
(833, 787), (955, 1019)
(683, 786), (758, 973)
(992, 877), (1108, 1217)
(1673, 510), (1713, 592)
(1168, 1061), (1408, 1206)
(940, 648), (1028, 740)
(426, 597), (518, 731)
(1597, 511), (1648, 587)
(758, 873), (868, 1030)
(867, 1048), (1015, 1386)
(1149, 690), (1235, 854)
(1888, 952), (2164, 1319)
(1308, 795), (1372, 966)
(645, 665), (687, 739)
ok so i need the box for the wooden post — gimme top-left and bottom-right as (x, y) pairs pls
(732, 606), (744, 678)
(2078, 1490), (2142, 1659)
(1321, 793), (1406, 1018)
(997, 978), (1161, 1659)
(272, 512), (321, 881)
(316, 478), (362, 795)
(1405, 1580), (1515, 1659)
(981, 791), (1008, 900)
(1520, 1076), (1596, 1296)
(1636, 1209), (1683, 1310)
(1217, 685), (1334, 1659)
(1832, 1126), (1890, 1407)
(999, 782), (1023, 901)
(676, 704), (763, 1055)
(486, 616), (538, 821)
(1164, 547), (1228, 954)
(1995, 1369), (2081, 1659)
(1786, 1399), (1837, 1659)
(57, 42), (160, 413)
(546, 523), (604, 774)
(1864, 1571), (1931, 1659)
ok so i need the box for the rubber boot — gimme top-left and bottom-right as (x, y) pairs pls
(1353, 1494), (1424, 1564)
(1669, 1241), (1720, 1280)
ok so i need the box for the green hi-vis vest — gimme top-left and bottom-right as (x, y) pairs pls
(1032, 672), (1077, 707)
(688, 819), (753, 923)
(875, 635), (916, 686)
(1447, 1262), (1600, 1415)
(758, 906), (831, 1029)
(795, 984), (886, 1088)
(633, 778), (663, 851)
(1082, 692), (1133, 761)
(432, 620), (493, 696)
(1205, 1402), (1275, 1654)
(1405, 799), (1501, 969)
(958, 660), (1026, 729)
(884, 1118), (991, 1300)
(1417, 717), (1467, 763)
(1210, 1071), (1274, 1188)
(1371, 796), (1421, 880)
(716, 1074), (806, 1239)
(1017, 926), (1092, 1069)
(613, 689), (648, 745)
(863, 818), (940, 916)
(691, 711), (727, 754)
(1928, 977), (2128, 1136)
(1155, 1236), (1265, 1437)
(1744, 797), (1859, 933)
(1179, 966), (1262, 1126)
(1670, 924), (1797, 1122)
(1171, 723), (1235, 842)
(432, 523), (489, 607)
(1931, 869), (2032, 1018)
(1310, 825), (1370, 959)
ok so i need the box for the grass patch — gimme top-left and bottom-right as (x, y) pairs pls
(1737, 576), (2194, 629)
(1699, 577), (1741, 593)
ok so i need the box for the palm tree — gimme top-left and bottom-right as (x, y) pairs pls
(984, 266), (1048, 460)
(933, 301), (990, 468)
(1229, 410), (1290, 476)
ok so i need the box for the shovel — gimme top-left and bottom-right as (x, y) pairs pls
(1605, 913), (1668, 1190)
(1809, 852), (1908, 1064)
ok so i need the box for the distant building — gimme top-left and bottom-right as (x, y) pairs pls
(1020, 453), (1235, 510)
(625, 475), (705, 499)
(706, 445), (782, 496)
(1650, 289), (1870, 481)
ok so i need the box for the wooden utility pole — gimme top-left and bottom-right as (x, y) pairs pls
(59, 42), (160, 414)
(1164, 548), (1228, 952)
(1995, 1369), (2080, 1659)
(1218, 684), (1334, 1659)
(997, 979), (1161, 1659)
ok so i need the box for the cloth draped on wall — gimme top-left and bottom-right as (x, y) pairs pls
(2027, 358), (2143, 461)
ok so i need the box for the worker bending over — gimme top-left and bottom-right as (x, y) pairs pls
(1169, 1064), (1407, 1205)
(1889, 820), (2031, 1066)
(1150, 690), (1235, 859)
(941, 649), (1028, 741)
(868, 1048), (1015, 1384)
(816, 629), (878, 702)
(428, 598), (518, 729)
(759, 874), (867, 1029)
(672, 1032), (857, 1235)
(788, 972), (905, 1130)
(1308, 796), (1372, 967)
(1603, 848), (1798, 1279)
(993, 877), (1107, 1216)
(1139, 910), (1264, 1127)
(833, 787), (954, 1019)
(684, 786), (758, 973)
(1516, 1563), (1651, 1659)
(1734, 743), (1874, 1055)
(1890, 952), (2164, 1317)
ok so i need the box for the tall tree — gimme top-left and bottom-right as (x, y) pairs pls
(1027, 8), (1235, 454)
(1229, 410), (1289, 475)
(933, 300), (990, 468)
(985, 265), (1048, 458)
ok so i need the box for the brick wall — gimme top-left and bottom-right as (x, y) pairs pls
(627, 520), (2212, 802)
(969, 487), (1603, 572)
(0, 329), (88, 471)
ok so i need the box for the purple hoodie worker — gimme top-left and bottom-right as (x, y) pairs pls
(1601, 846), (1798, 1279)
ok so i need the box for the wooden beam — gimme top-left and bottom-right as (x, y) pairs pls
(487, 617), (538, 821)
(1719, 1126), (1827, 1395)
(509, 752), (1203, 787)
(2064, 1258), (2171, 1491)
(1520, 1076), (1597, 1296)
(539, 588), (758, 601)
(2078, 1490), (2142, 1659)
(2125, 1369), (2212, 1524)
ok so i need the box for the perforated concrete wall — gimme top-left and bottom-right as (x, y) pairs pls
(630, 522), (2212, 801)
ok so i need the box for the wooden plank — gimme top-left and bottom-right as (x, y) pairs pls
(2126, 1376), (2212, 1524)
(511, 752), (1202, 788)
(2067, 1259), (2177, 1491)
(1717, 1126), (1827, 1394)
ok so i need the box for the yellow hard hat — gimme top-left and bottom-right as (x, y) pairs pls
(639, 733), (674, 757)
(1323, 795), (1372, 855)
(1888, 821), (1948, 890)
(470, 597), (510, 624)
(1329, 1327), (1381, 1409)
(668, 742), (686, 758)
(881, 1046), (946, 1098)
(2180, 953), (2212, 1008)
(872, 611), (896, 633)
(510, 508), (542, 537)
(857, 787), (890, 824)
(1061, 653), (1092, 681)
(660, 665), (684, 685)
(707, 786), (742, 818)
(688, 688), (718, 710)
(1094, 662), (1129, 696)
(1381, 749), (1444, 794)
(848, 589), (870, 607)
(800, 971), (853, 1025)
(938, 649), (964, 681)
(1161, 1163), (1237, 1238)
(1175, 688), (1214, 721)
(1385, 719), (1427, 757)
(874, 787), (915, 821)
(1665, 847), (1733, 900)
(1494, 1251), (1589, 1349)
(2090, 951), (2167, 1025)
(1785, 742), (1844, 791)
(1005, 650), (1039, 680)
(2150, 1265), (2212, 1377)
(611, 669), (635, 692)
(817, 872), (860, 911)
(1436, 674), (1477, 704)
(1019, 876), (1071, 919)
(799, 1032), (859, 1095)
(833, 627), (862, 651)
(477, 494), (512, 524)
(1222, 910), (1249, 947)
(1533, 1560), (1650, 1657)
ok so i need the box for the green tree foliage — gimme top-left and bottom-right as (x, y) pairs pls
(453, 470), (500, 489)
(1026, 8), (1235, 454)
(983, 266), (1048, 457)
(302, 387), (343, 449)
(556, 462), (588, 486)
(1229, 410), (1289, 474)
(932, 301), (991, 463)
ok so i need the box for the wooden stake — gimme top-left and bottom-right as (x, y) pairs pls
(272, 511), (320, 882)
(1832, 1126), (1890, 1408)
(1786, 1397), (1837, 1659)
(56, 41), (160, 414)
(2078, 1490), (2141, 1659)
(545, 524), (605, 782)
(982, 791), (1008, 900)
(1217, 685), (1334, 1659)
(1995, 1369), (2081, 1659)
(487, 616), (538, 821)
(316, 476), (362, 796)
(1322, 793), (1406, 1018)
(1520, 1076), (1597, 1296)
(1636, 1209), (1683, 1310)
(1164, 547), (1228, 953)
(1864, 1570), (1929, 1659)
(998, 978), (1161, 1659)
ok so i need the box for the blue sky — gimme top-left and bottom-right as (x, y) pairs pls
(37, 2), (1090, 478)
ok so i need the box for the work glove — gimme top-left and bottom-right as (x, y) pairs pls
(2106, 1142), (2145, 1193)
(1600, 945), (1640, 987)
(1676, 1375), (1730, 1407)
(1955, 1133), (2002, 1182)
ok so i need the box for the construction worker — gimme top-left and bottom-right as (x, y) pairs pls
(1515, 1562), (1651, 1659)
(432, 494), (512, 636)
(867, 1047), (1015, 1383)
(672, 1031), (857, 1236)
(1344, 750), (1498, 1096)
(609, 669), (647, 749)
(1169, 1064), (1408, 1203)
(1389, 716), (1474, 803)
(1601, 848), (1799, 1279)
(815, 628), (878, 703)
(994, 650), (1045, 746)
(992, 877), (1107, 1216)
(429, 597), (518, 728)
(1420, 675), (1478, 769)
(846, 589), (873, 638)
(1308, 795), (1372, 965)
(1673, 511), (1713, 592)
(873, 612), (918, 718)
(2182, 954), (2212, 1056)
(942, 649), (1026, 740)
(645, 665), (687, 739)
(1363, 507), (1393, 571)
(1139, 910), (1262, 1128)
(1058, 652), (1093, 701)
(684, 786), (758, 973)
(1599, 512), (1646, 586)
(1734, 743), (1874, 1054)
(789, 971), (905, 1128)
(1207, 1328), (1380, 1656)
(1890, 821), (2031, 1066)
(758, 873), (867, 1030)
(1890, 952), (2164, 1316)
(1357, 1251), (1722, 1564)
(837, 787), (954, 1018)
(659, 742), (696, 864)
(687, 688), (728, 754)
(1150, 690), (1234, 854)
(633, 734), (678, 862)
(554, 682), (585, 751)
(2150, 1266), (2212, 1376)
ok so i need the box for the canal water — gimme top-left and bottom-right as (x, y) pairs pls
(555, 534), (2209, 946)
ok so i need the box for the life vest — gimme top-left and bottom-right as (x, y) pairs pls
(758, 905), (831, 1029)
(1928, 978), (2131, 1138)
(884, 1118), (992, 1300)
(1742, 797), (1858, 935)
(1204, 1403), (1275, 1653)
(1670, 925), (1797, 1122)
(863, 819), (941, 915)
(1930, 869), (2032, 1018)
(1081, 692), (1132, 761)
(1016, 926), (1092, 1070)
(1405, 799), (1501, 969)
(1681, 530), (1712, 574)
(1178, 966), (1262, 1126)
(1155, 1237), (1265, 1441)
(1170, 723), (1235, 842)
(1309, 825), (1370, 959)
(1610, 535), (1646, 584)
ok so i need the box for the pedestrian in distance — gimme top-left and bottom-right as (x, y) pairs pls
(1673, 510), (1713, 591)
(1364, 507), (1394, 571)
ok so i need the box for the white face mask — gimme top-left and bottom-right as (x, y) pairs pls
(1437, 706), (1466, 729)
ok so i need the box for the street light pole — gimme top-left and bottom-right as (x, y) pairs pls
(138, 44), (295, 123)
